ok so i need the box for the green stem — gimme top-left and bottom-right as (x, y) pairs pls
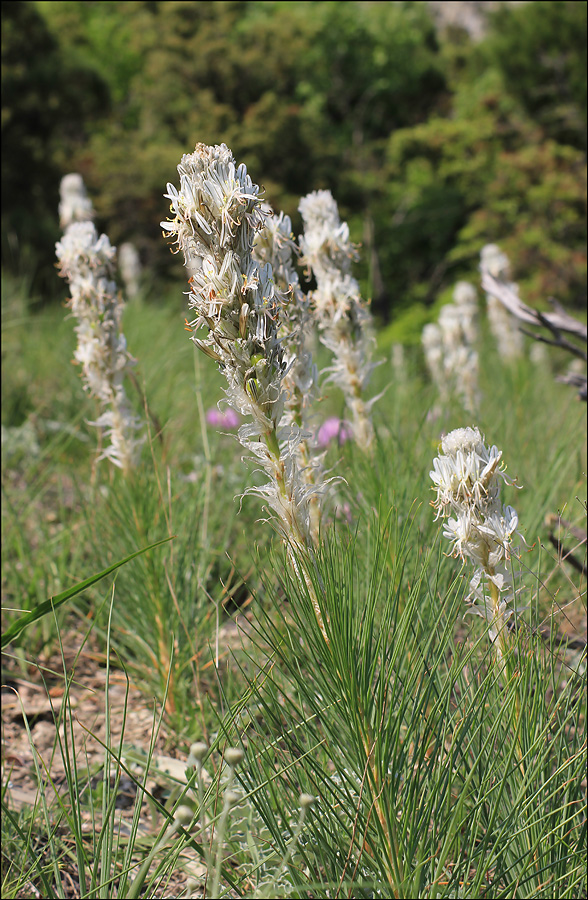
(488, 578), (511, 675)
(262, 424), (329, 642)
(194, 349), (212, 568)
(358, 711), (403, 895)
(488, 574), (538, 873)
(209, 765), (236, 899)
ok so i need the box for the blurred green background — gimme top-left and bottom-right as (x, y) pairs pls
(2, 0), (586, 325)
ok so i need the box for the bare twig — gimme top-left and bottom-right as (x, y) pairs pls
(555, 371), (587, 400)
(547, 532), (588, 577)
(545, 513), (588, 545)
(480, 272), (587, 344)
(481, 269), (587, 400)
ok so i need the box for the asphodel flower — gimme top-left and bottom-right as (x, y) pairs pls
(431, 426), (523, 653)
(161, 143), (331, 559)
(299, 189), (378, 451)
(56, 220), (144, 472)
(422, 282), (480, 413)
(480, 244), (524, 360)
(59, 173), (94, 229)
(253, 208), (318, 435)
(252, 207), (328, 539)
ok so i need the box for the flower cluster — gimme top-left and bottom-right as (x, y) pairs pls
(59, 173), (94, 229)
(252, 209), (318, 436)
(56, 220), (144, 472)
(422, 281), (479, 413)
(298, 190), (377, 450)
(431, 427), (522, 649)
(161, 143), (329, 551)
(480, 244), (524, 360)
(252, 208), (327, 538)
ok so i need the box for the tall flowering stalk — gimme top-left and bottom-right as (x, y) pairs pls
(426, 282), (480, 413)
(430, 427), (523, 663)
(161, 144), (330, 575)
(252, 210), (317, 439)
(252, 209), (325, 538)
(480, 244), (524, 360)
(298, 190), (377, 451)
(453, 280), (479, 346)
(56, 221), (144, 473)
(59, 173), (94, 229)
(421, 322), (445, 398)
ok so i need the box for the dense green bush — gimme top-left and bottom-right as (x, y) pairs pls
(2, 0), (586, 316)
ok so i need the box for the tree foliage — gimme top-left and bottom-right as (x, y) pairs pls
(1, 0), (109, 293)
(2, 0), (586, 315)
(485, 0), (587, 149)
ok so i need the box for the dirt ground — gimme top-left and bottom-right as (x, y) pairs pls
(1, 624), (253, 899)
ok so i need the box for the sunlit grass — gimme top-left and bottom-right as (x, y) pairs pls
(2, 274), (586, 898)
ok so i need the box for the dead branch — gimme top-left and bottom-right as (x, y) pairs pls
(481, 269), (587, 400)
(545, 513), (588, 545)
(481, 271), (587, 343)
(547, 532), (588, 577)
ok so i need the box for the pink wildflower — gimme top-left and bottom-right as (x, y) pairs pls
(206, 407), (240, 430)
(316, 417), (353, 448)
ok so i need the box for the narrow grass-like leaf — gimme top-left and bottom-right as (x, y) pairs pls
(1, 536), (174, 648)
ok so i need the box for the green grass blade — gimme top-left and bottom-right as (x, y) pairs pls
(1, 536), (174, 648)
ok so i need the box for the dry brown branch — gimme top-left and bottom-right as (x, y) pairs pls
(545, 514), (588, 545)
(547, 533), (588, 577)
(481, 269), (587, 400)
(544, 512), (587, 578)
(481, 271), (587, 343)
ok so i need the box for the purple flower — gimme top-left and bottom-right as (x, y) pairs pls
(316, 417), (353, 448)
(206, 406), (240, 430)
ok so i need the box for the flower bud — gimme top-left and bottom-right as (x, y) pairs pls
(224, 790), (241, 807)
(224, 747), (244, 767)
(174, 805), (194, 826)
(189, 741), (208, 762)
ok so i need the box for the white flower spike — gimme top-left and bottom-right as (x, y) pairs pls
(431, 426), (523, 659)
(56, 218), (144, 473)
(299, 189), (378, 450)
(162, 143), (331, 558)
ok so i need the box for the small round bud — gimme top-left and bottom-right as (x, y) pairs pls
(189, 741), (208, 762)
(224, 790), (241, 807)
(224, 747), (244, 767)
(299, 793), (315, 810)
(174, 804), (194, 826)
